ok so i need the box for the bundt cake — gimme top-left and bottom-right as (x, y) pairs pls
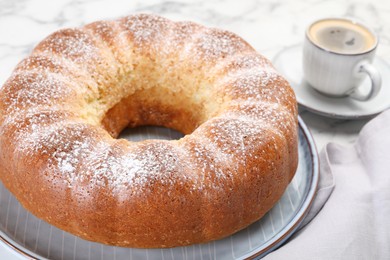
(0, 14), (298, 248)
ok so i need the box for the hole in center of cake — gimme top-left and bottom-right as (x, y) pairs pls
(100, 88), (208, 139)
(118, 125), (184, 142)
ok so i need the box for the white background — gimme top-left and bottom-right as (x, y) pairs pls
(1, 0), (390, 258)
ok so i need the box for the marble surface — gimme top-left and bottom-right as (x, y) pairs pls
(0, 0), (389, 258)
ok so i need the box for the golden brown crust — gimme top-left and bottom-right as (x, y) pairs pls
(0, 13), (298, 248)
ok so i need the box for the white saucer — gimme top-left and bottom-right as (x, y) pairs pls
(273, 44), (390, 119)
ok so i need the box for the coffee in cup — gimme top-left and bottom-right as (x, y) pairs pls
(303, 18), (381, 101)
(307, 19), (376, 54)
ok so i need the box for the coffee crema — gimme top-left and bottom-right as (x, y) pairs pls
(307, 19), (376, 54)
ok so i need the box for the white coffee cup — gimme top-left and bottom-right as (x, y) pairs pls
(303, 18), (381, 101)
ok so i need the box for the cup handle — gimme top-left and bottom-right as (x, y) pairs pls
(348, 61), (382, 101)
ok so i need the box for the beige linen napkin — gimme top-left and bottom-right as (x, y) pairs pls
(265, 109), (390, 259)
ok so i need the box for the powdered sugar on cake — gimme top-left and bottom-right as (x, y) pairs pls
(0, 13), (297, 213)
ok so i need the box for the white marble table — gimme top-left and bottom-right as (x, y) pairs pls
(0, 0), (389, 258)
